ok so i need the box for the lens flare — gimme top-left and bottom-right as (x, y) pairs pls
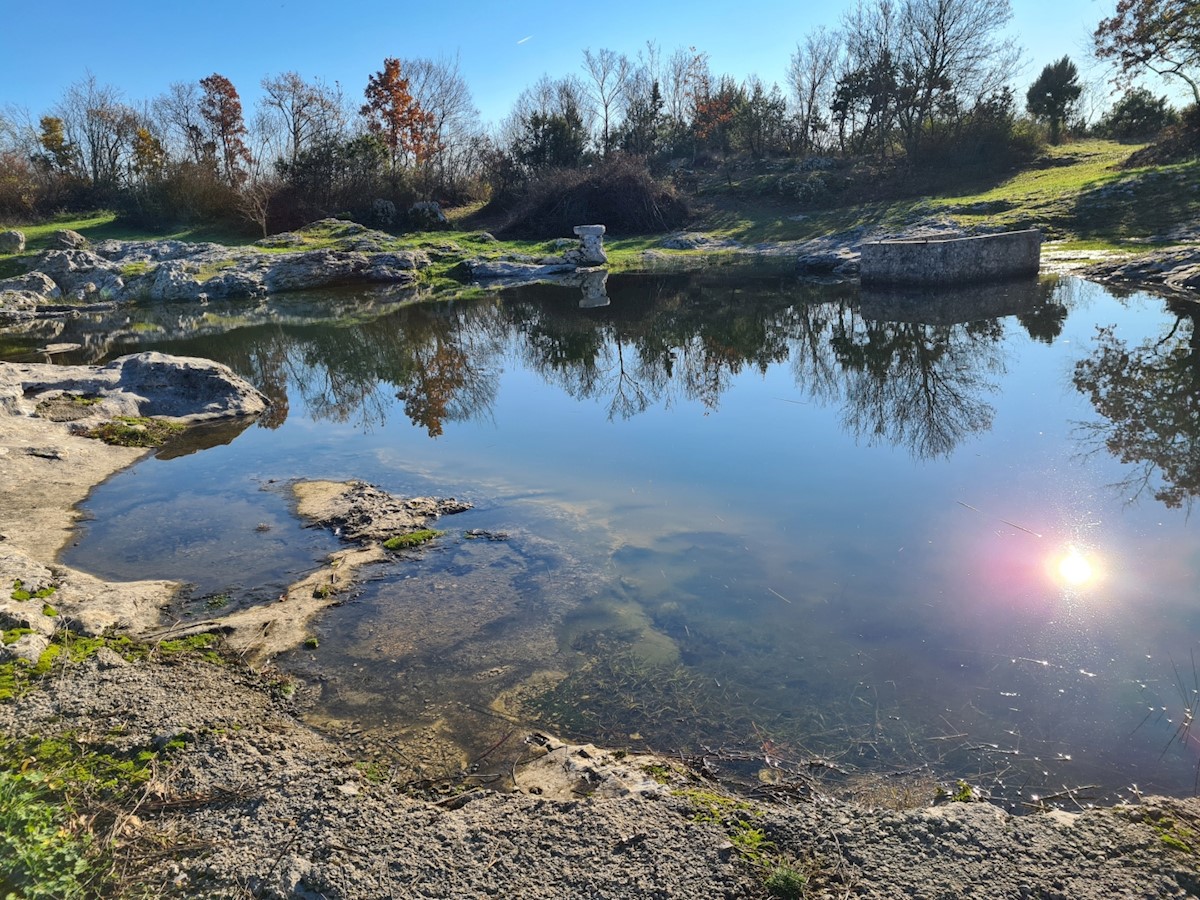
(1056, 548), (1095, 586)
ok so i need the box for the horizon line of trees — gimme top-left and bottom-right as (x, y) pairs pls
(0, 0), (1193, 235)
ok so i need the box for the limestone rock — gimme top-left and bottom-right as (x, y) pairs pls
(467, 259), (577, 280)
(5, 351), (269, 423)
(373, 198), (397, 226)
(51, 229), (89, 250)
(409, 201), (448, 228)
(295, 480), (471, 544)
(0, 632), (50, 664)
(0, 230), (25, 253)
(35, 249), (125, 300)
(796, 247), (860, 276)
(661, 232), (741, 251)
(516, 733), (668, 800)
(0, 291), (45, 319)
(0, 271), (62, 300)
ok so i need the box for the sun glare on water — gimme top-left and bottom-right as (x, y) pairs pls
(1056, 547), (1096, 587)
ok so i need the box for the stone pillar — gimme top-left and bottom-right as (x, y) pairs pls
(578, 269), (610, 308)
(566, 224), (607, 266)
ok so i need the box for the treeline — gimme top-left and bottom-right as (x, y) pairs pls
(0, 0), (1191, 236)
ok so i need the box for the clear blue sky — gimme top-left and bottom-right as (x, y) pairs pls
(0, 0), (1177, 128)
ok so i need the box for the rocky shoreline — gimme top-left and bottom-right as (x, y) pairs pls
(2, 231), (1200, 895)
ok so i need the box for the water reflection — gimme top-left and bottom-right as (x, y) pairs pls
(21, 272), (1199, 804)
(1074, 299), (1200, 510)
(4, 273), (1088, 461)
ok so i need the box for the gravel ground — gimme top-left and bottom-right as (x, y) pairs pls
(3, 649), (1198, 899)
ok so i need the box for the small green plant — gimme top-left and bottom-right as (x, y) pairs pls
(85, 416), (185, 448)
(354, 761), (387, 783)
(157, 632), (223, 664)
(303, 637), (319, 650)
(41, 604), (58, 618)
(203, 593), (230, 610)
(382, 529), (444, 550)
(641, 763), (672, 784)
(951, 779), (977, 802)
(0, 769), (93, 899)
(764, 864), (808, 899)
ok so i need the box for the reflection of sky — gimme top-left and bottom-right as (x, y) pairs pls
(63, 277), (1199, 799)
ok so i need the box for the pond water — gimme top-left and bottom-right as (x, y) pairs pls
(12, 270), (1199, 806)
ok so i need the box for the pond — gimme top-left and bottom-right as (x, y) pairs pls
(11, 269), (1199, 807)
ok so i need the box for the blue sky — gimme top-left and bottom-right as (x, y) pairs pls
(0, 0), (1179, 129)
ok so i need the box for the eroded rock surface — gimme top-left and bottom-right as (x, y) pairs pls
(1087, 246), (1200, 295)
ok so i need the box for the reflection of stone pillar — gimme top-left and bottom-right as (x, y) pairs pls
(566, 224), (607, 266)
(578, 269), (610, 308)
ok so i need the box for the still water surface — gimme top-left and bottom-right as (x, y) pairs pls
(18, 270), (1199, 805)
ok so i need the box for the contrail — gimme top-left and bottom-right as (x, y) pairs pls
(517, 35), (533, 44)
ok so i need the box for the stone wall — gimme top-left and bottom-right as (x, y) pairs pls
(860, 229), (1041, 286)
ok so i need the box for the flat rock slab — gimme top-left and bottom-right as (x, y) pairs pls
(295, 479), (470, 543)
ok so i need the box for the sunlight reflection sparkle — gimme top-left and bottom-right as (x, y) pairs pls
(1055, 547), (1097, 587)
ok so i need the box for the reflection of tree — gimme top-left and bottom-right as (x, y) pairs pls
(830, 317), (1004, 459)
(71, 271), (1034, 458)
(1018, 301), (1068, 344)
(1074, 306), (1200, 509)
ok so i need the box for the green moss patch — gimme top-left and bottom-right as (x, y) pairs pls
(10, 579), (56, 602)
(85, 416), (185, 448)
(382, 529), (444, 550)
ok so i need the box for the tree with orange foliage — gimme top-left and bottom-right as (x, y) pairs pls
(199, 73), (252, 187)
(360, 58), (437, 182)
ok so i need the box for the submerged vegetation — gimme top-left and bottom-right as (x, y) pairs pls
(382, 529), (444, 550)
(85, 416), (185, 448)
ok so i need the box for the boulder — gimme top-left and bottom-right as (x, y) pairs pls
(796, 247), (860, 276)
(409, 201), (448, 229)
(51, 229), (88, 250)
(373, 198), (397, 226)
(6, 351), (269, 422)
(0, 632), (50, 664)
(35, 249), (125, 300)
(0, 290), (47, 319)
(0, 230), (25, 253)
(0, 271), (61, 300)
(467, 259), (577, 280)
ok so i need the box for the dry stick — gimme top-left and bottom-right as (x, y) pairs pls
(955, 500), (1043, 538)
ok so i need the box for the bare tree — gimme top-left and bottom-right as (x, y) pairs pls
(401, 55), (482, 194)
(897, 0), (1020, 147)
(57, 73), (141, 190)
(582, 48), (631, 156)
(152, 81), (209, 164)
(788, 26), (843, 153)
(259, 71), (345, 168)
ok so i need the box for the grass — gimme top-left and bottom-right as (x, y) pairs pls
(687, 140), (1199, 252)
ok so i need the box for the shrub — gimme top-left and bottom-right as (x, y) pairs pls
(496, 154), (688, 237)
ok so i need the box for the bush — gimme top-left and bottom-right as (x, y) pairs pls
(1095, 88), (1179, 141)
(495, 155), (689, 237)
(1123, 104), (1200, 166)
